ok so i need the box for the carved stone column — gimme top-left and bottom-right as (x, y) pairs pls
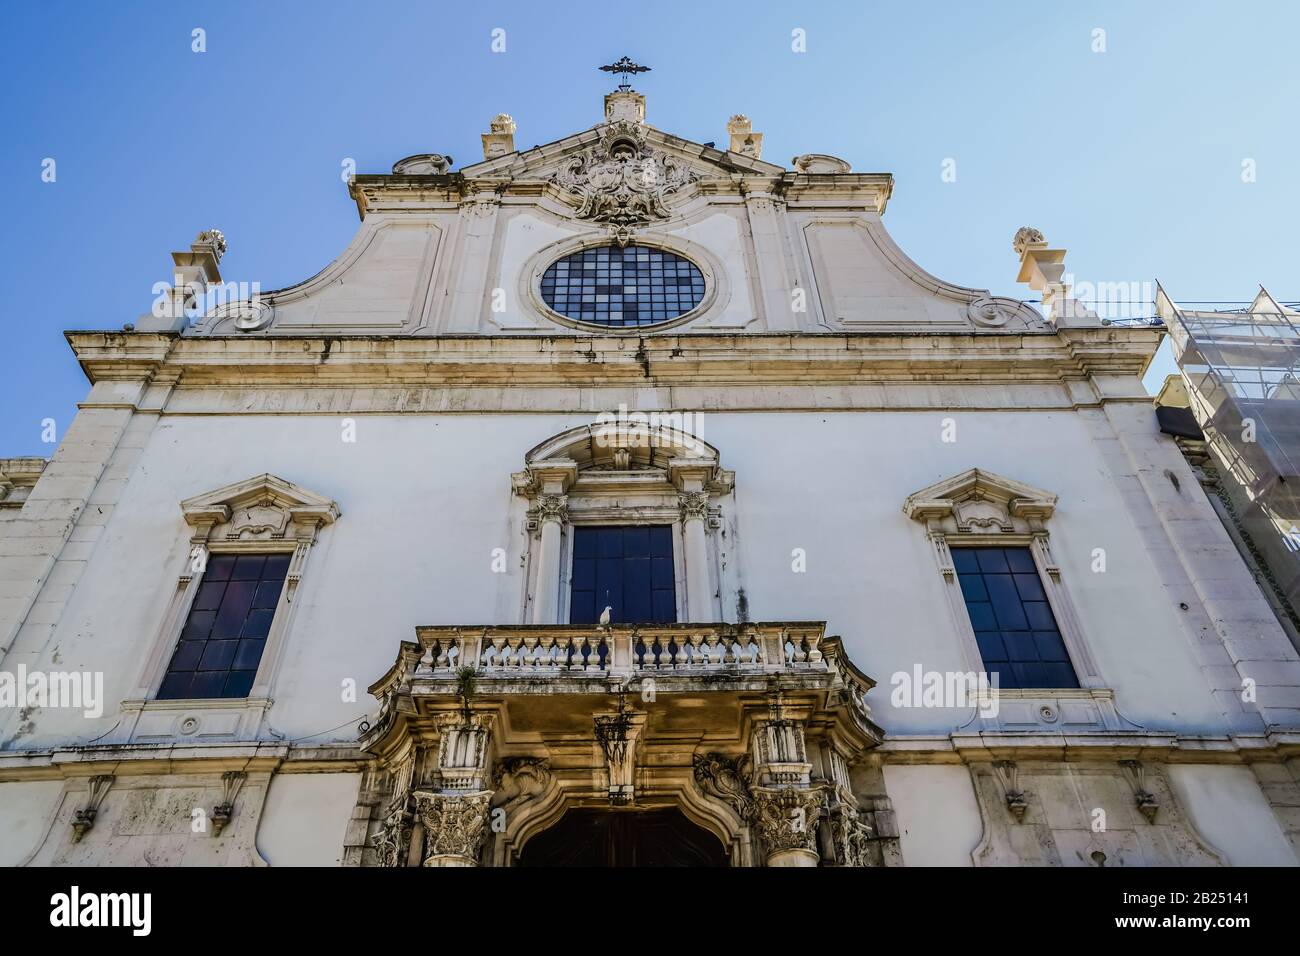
(749, 694), (821, 866)
(409, 712), (497, 866)
(678, 491), (713, 621)
(751, 787), (823, 867)
(412, 791), (493, 867)
(515, 459), (577, 625)
(669, 457), (728, 622)
(531, 495), (567, 624)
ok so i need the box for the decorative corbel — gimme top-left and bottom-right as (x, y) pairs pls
(211, 771), (247, 837)
(750, 693), (812, 788)
(1118, 760), (1160, 823)
(991, 761), (1028, 822)
(72, 775), (114, 842)
(433, 712), (494, 792)
(594, 693), (644, 805)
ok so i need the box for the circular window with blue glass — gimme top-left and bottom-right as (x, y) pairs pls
(539, 245), (706, 328)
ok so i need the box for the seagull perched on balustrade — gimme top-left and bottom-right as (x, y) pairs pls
(599, 606), (612, 626)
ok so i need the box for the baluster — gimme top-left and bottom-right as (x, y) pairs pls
(686, 633), (701, 668)
(791, 635), (808, 664)
(807, 636), (823, 664)
(707, 632), (723, 665)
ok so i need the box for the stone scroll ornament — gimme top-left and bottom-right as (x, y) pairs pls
(551, 122), (698, 244)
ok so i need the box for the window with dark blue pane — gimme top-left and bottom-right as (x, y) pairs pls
(570, 526), (676, 625)
(951, 547), (1078, 689)
(157, 552), (290, 700)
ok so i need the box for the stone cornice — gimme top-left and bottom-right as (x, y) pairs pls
(0, 741), (368, 782)
(877, 731), (1300, 766)
(64, 328), (1162, 390)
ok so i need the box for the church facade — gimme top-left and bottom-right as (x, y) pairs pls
(2, 81), (1298, 867)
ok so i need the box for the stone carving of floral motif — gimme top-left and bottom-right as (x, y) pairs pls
(678, 491), (710, 523)
(1012, 226), (1046, 256)
(532, 494), (569, 525)
(413, 791), (493, 864)
(552, 121), (698, 228)
(372, 802), (414, 867)
(829, 804), (873, 867)
(196, 228), (227, 260)
(750, 786), (823, 854)
(692, 752), (753, 818)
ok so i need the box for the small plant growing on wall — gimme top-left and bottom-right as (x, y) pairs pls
(455, 665), (479, 718)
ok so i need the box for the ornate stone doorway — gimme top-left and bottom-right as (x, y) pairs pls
(518, 807), (728, 867)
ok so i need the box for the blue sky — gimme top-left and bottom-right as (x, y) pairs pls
(1, 1), (1296, 455)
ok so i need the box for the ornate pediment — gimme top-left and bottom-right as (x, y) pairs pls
(180, 473), (340, 542)
(550, 121), (700, 240)
(902, 468), (1057, 534)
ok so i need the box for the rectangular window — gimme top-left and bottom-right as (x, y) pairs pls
(951, 546), (1079, 689)
(570, 526), (676, 625)
(157, 552), (290, 700)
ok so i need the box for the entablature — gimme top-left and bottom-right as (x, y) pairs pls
(65, 328), (1163, 392)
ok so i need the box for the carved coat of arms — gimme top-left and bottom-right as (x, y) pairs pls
(552, 121), (698, 235)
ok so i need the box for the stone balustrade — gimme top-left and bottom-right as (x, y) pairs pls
(408, 622), (827, 680)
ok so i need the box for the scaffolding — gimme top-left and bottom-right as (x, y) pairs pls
(1158, 286), (1300, 617)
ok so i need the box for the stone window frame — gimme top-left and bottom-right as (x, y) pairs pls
(519, 233), (729, 335)
(118, 474), (339, 743)
(902, 468), (1103, 691)
(512, 424), (734, 625)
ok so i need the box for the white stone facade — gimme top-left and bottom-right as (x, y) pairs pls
(1, 90), (1297, 867)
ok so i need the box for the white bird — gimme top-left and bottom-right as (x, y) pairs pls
(598, 606), (612, 626)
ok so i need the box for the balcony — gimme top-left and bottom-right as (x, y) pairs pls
(359, 621), (885, 867)
(369, 621), (853, 701)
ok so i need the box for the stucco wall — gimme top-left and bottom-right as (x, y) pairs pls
(1167, 764), (1296, 866)
(884, 765), (982, 865)
(257, 772), (362, 866)
(0, 780), (65, 866)
(1, 406), (1224, 747)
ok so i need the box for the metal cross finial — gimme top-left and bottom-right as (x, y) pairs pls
(599, 56), (650, 92)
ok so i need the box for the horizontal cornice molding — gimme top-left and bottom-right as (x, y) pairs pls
(65, 329), (1162, 391)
